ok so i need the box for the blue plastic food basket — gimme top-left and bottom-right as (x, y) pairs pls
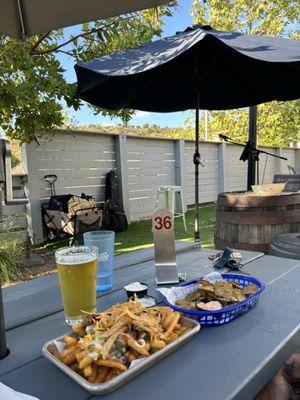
(162, 274), (265, 327)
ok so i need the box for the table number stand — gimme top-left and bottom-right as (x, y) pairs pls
(152, 209), (179, 285)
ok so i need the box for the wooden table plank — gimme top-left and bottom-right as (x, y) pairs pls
(3, 241), (196, 302)
(0, 249), (262, 376)
(3, 241), (198, 330)
(1, 358), (91, 400)
(2, 256), (300, 400)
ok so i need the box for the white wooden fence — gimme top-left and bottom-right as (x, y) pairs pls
(3, 129), (300, 244)
(0, 174), (27, 242)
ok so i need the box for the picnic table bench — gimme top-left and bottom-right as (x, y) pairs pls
(1, 241), (300, 400)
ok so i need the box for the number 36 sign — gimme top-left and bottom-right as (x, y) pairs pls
(153, 214), (172, 230)
(152, 209), (178, 284)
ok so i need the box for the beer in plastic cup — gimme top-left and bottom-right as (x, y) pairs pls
(55, 246), (98, 325)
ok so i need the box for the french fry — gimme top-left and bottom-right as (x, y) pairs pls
(151, 337), (166, 350)
(166, 312), (181, 334)
(96, 359), (127, 371)
(125, 351), (137, 363)
(94, 367), (110, 383)
(53, 350), (62, 360)
(84, 365), (93, 378)
(104, 368), (114, 382)
(62, 302), (190, 384)
(70, 362), (80, 372)
(164, 332), (178, 344)
(131, 349), (145, 358)
(63, 348), (81, 366)
(145, 342), (151, 352)
(72, 322), (85, 335)
(64, 335), (78, 347)
(76, 350), (86, 362)
(111, 368), (122, 378)
(79, 356), (93, 370)
(62, 346), (79, 357)
(88, 365), (97, 383)
(174, 326), (188, 336)
(124, 335), (149, 356)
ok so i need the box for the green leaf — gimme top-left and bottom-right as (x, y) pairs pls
(0, 4), (176, 142)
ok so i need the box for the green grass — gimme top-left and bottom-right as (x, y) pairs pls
(42, 204), (217, 256)
(0, 240), (25, 283)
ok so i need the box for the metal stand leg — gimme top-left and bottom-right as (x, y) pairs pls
(180, 189), (187, 231)
(155, 189), (160, 209)
(165, 191), (169, 210)
(0, 286), (8, 359)
(169, 190), (175, 215)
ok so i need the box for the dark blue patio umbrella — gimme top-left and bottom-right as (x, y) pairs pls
(75, 25), (300, 243)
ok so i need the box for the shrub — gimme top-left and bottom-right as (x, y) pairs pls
(0, 241), (24, 284)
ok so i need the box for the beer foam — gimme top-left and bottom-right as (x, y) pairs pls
(57, 251), (97, 265)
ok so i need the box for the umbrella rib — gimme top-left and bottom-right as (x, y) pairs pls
(118, 68), (164, 110)
(208, 39), (267, 99)
(16, 0), (27, 39)
(121, 49), (223, 110)
(174, 60), (194, 81)
(195, 53), (222, 84)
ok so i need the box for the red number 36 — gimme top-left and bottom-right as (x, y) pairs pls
(154, 216), (172, 230)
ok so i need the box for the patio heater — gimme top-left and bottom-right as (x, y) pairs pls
(0, 139), (28, 359)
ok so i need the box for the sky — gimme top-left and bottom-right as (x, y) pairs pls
(58, 0), (196, 128)
(58, 3), (299, 129)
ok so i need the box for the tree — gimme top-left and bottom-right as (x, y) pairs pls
(188, 0), (300, 146)
(0, 5), (175, 143)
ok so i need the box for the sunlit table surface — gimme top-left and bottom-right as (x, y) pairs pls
(1, 241), (300, 400)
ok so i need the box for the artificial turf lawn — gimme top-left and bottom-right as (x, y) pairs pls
(42, 204), (217, 256)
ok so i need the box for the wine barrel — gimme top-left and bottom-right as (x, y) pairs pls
(273, 174), (300, 192)
(269, 233), (300, 260)
(214, 191), (300, 253)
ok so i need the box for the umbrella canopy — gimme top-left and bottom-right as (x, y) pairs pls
(75, 25), (300, 110)
(75, 24), (300, 243)
(0, 0), (170, 39)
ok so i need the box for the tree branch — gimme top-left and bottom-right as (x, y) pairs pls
(30, 32), (51, 53)
(29, 15), (138, 56)
(57, 50), (77, 58)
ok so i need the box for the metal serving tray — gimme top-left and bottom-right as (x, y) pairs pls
(42, 316), (200, 395)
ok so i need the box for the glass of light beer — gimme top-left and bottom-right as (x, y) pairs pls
(55, 246), (98, 325)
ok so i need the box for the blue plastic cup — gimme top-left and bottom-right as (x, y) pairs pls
(83, 230), (115, 292)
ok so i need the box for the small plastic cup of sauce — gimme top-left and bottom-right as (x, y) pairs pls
(124, 282), (148, 299)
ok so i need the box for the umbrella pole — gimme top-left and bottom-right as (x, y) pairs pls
(194, 89), (201, 244)
(247, 106), (258, 190)
(0, 192), (8, 359)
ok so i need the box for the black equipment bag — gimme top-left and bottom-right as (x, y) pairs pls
(47, 194), (73, 213)
(103, 170), (128, 232)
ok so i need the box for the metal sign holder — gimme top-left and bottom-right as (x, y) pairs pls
(152, 209), (179, 285)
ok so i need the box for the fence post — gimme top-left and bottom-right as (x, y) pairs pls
(22, 143), (44, 244)
(218, 142), (227, 193)
(275, 147), (283, 175)
(115, 134), (130, 222)
(174, 139), (186, 212)
(295, 148), (300, 174)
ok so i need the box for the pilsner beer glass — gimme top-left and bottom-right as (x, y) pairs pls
(56, 246), (98, 325)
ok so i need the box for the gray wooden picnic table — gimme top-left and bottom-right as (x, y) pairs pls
(1, 241), (300, 400)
